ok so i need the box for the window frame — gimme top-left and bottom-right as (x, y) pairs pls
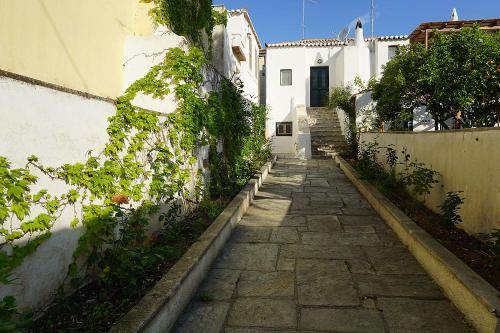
(249, 37), (253, 70)
(276, 122), (293, 136)
(280, 69), (292, 86)
(388, 45), (399, 60)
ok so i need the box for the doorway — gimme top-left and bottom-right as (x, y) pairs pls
(310, 66), (329, 107)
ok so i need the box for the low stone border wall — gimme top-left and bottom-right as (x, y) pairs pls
(335, 155), (500, 333)
(109, 157), (276, 333)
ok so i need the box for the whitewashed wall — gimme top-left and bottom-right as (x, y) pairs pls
(123, 26), (186, 114)
(265, 47), (305, 156)
(373, 39), (409, 79)
(0, 76), (116, 310)
(0, 27), (215, 312)
(225, 12), (260, 102)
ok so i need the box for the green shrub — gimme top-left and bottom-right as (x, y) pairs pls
(439, 191), (465, 228)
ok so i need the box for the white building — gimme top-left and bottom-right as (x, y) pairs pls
(212, 6), (261, 102)
(264, 21), (408, 158)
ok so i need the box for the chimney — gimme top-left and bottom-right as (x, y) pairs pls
(451, 8), (459, 21)
(354, 19), (365, 47)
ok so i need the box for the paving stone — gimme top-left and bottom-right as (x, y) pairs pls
(174, 159), (467, 332)
(306, 215), (341, 232)
(303, 186), (337, 193)
(331, 192), (362, 199)
(342, 207), (377, 215)
(198, 269), (240, 301)
(259, 186), (302, 195)
(345, 259), (375, 274)
(336, 185), (360, 194)
(300, 307), (385, 332)
(226, 329), (310, 333)
(247, 199), (291, 215)
(174, 302), (230, 333)
(227, 299), (297, 328)
(373, 227), (400, 246)
(281, 244), (365, 259)
(270, 227), (299, 243)
(365, 246), (427, 275)
(239, 214), (306, 227)
(215, 243), (279, 271)
(343, 198), (372, 208)
(309, 198), (344, 208)
(309, 178), (330, 187)
(237, 271), (295, 297)
(297, 259), (359, 306)
(339, 215), (384, 226)
(306, 173), (330, 179)
(277, 257), (295, 271)
(232, 225), (272, 243)
(354, 274), (443, 298)
(301, 232), (381, 246)
(343, 225), (376, 233)
(290, 206), (342, 215)
(290, 197), (309, 210)
(378, 298), (473, 333)
(255, 191), (292, 199)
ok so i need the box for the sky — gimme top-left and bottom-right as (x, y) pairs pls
(217, 0), (500, 45)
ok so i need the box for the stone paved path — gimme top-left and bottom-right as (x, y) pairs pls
(173, 159), (473, 333)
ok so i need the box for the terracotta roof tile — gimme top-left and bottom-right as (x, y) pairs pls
(265, 36), (408, 48)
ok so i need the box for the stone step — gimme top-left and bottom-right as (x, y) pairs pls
(311, 136), (345, 141)
(308, 113), (339, 117)
(312, 121), (342, 125)
(309, 119), (341, 124)
(310, 129), (343, 134)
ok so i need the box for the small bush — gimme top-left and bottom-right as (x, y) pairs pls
(439, 191), (464, 228)
(402, 161), (439, 198)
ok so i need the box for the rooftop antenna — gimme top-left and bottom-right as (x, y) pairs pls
(302, 0), (318, 39)
(371, 0), (374, 39)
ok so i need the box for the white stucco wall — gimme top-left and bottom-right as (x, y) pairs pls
(225, 12), (260, 102)
(0, 76), (116, 310)
(122, 26), (186, 114)
(373, 39), (409, 79)
(265, 47), (305, 156)
(0, 27), (216, 312)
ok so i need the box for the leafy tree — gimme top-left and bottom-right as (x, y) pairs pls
(423, 28), (500, 127)
(372, 43), (428, 130)
(373, 27), (500, 130)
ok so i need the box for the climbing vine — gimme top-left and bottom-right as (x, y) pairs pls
(0, 43), (270, 329)
(142, 0), (226, 52)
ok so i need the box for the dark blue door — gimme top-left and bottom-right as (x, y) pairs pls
(310, 67), (329, 107)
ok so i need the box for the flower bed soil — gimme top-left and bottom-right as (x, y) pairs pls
(33, 209), (216, 333)
(347, 158), (500, 291)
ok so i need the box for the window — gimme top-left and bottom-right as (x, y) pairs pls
(249, 38), (253, 70)
(255, 50), (259, 78)
(280, 69), (292, 86)
(388, 45), (398, 60)
(276, 122), (292, 136)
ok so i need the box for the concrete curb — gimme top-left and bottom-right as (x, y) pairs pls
(109, 157), (277, 333)
(334, 155), (500, 333)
